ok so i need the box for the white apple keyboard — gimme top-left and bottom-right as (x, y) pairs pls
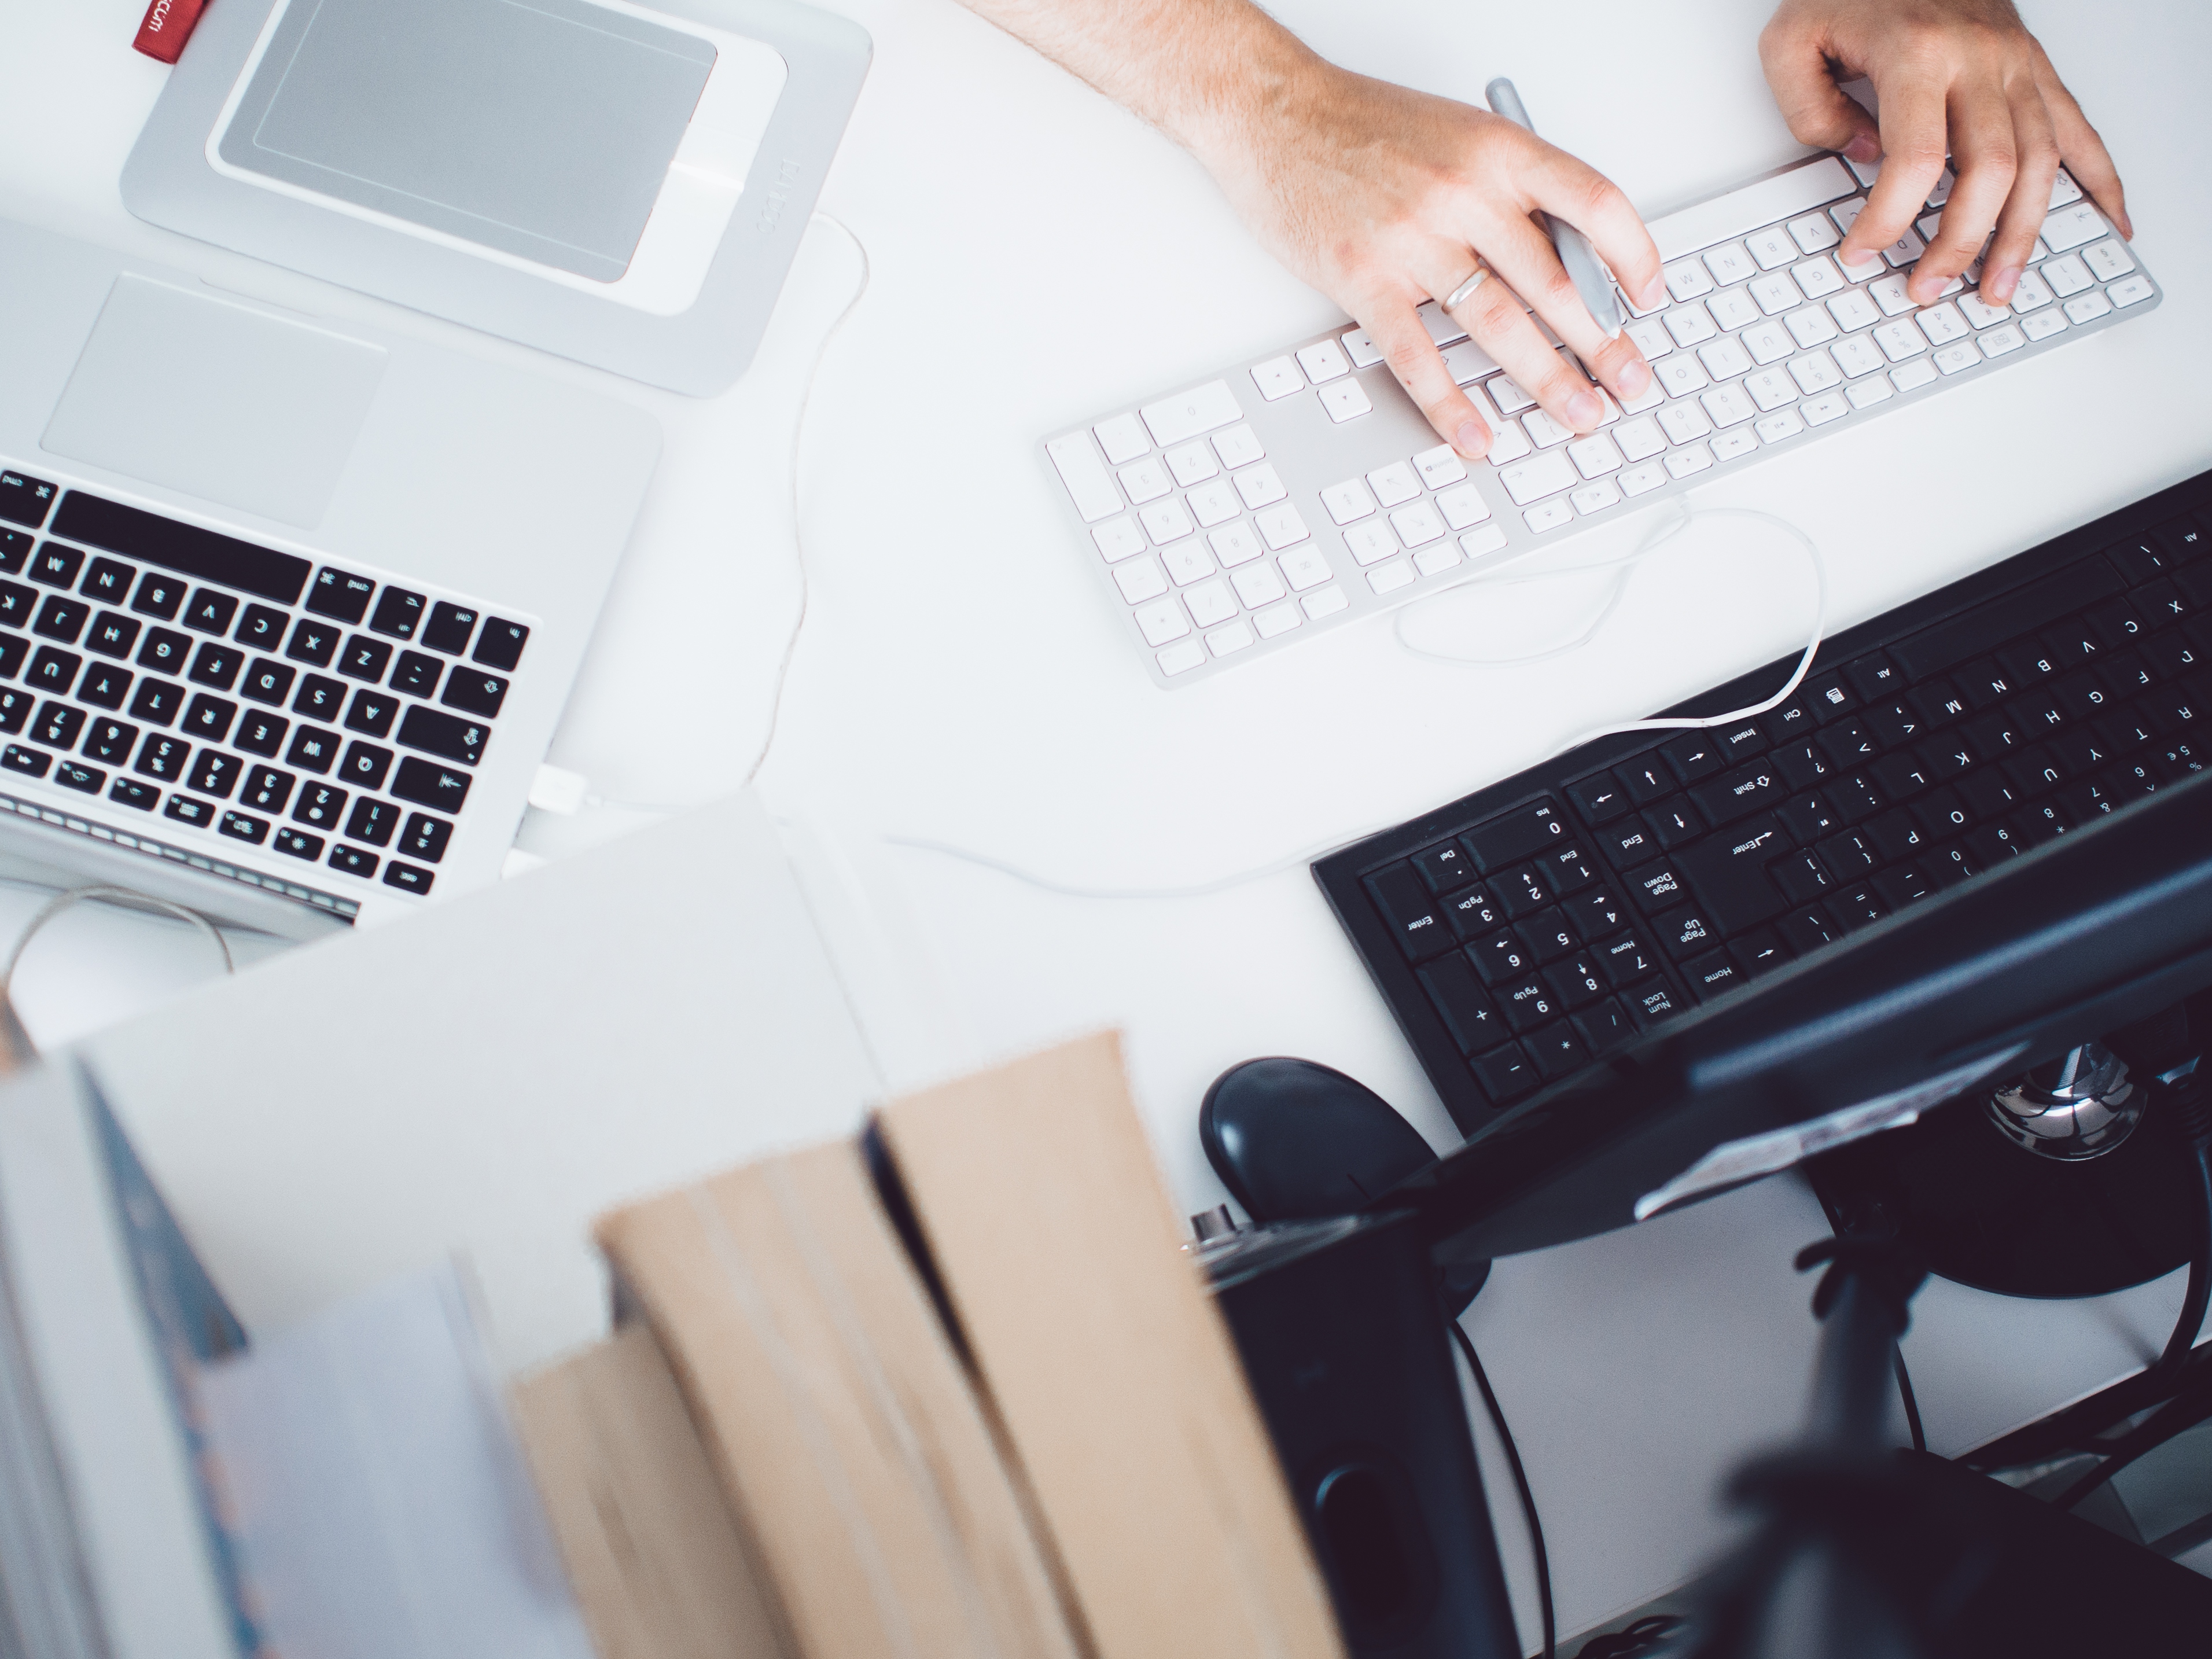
(1042, 153), (2161, 689)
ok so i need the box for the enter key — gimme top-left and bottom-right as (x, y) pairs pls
(1673, 812), (1790, 932)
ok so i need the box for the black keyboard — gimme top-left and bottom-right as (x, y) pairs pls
(0, 467), (532, 913)
(1316, 468), (2212, 1133)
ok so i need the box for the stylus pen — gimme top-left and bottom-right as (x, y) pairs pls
(1484, 77), (1626, 339)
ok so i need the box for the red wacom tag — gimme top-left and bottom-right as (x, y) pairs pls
(134, 0), (210, 64)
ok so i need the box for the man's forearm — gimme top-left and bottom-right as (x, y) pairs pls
(956, 0), (1319, 172)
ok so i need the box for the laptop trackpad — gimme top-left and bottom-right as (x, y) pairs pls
(42, 276), (385, 531)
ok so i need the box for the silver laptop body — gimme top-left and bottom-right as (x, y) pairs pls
(0, 219), (659, 938)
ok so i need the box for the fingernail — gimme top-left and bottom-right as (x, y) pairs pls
(1453, 420), (1489, 459)
(1843, 132), (1880, 164)
(1620, 358), (1651, 397)
(1565, 389), (1603, 429)
(1637, 274), (1669, 310)
(1987, 264), (2022, 303)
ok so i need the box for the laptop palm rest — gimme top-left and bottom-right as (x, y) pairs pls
(42, 275), (385, 531)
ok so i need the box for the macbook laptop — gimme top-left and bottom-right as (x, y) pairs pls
(0, 217), (660, 938)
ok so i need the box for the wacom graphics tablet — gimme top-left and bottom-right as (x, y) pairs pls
(123, 0), (869, 394)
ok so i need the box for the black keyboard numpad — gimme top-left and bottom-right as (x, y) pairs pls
(1319, 472), (2212, 1132)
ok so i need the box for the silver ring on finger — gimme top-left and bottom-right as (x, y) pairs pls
(1441, 263), (1492, 311)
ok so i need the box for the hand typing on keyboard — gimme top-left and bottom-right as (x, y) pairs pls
(958, 0), (1667, 461)
(1760, 0), (2130, 308)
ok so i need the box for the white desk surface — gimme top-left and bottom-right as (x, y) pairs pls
(5, 0), (2211, 1641)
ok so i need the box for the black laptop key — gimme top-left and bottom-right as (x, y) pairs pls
(240, 657), (296, 706)
(135, 735), (190, 781)
(1731, 927), (1791, 977)
(291, 673), (345, 722)
(1645, 800), (1701, 850)
(1595, 929), (1662, 988)
(327, 845), (380, 879)
(130, 572), (185, 620)
(29, 543), (84, 590)
(273, 827), (322, 860)
(286, 725), (340, 774)
(1489, 865), (1552, 918)
(1624, 981), (1685, 1031)
(1598, 818), (1661, 870)
(1827, 886), (1889, 929)
(306, 568), (376, 624)
(1413, 840), (1477, 895)
(1865, 810), (1930, 863)
(1909, 680), (1970, 727)
(1367, 865), (1452, 960)
(338, 635), (392, 683)
(1761, 698), (1817, 745)
(1661, 734), (1724, 783)
(0, 532), (24, 574)
(1526, 1022), (1590, 1080)
(81, 558), (135, 604)
(84, 612), (138, 659)
(2086, 598), (2147, 650)
(235, 604), (287, 652)
(1542, 957), (1607, 1009)
(1691, 763), (1788, 826)
(0, 634), (24, 680)
(0, 584), (35, 630)
(183, 694), (236, 744)
(285, 619), (338, 667)
(1870, 751), (1933, 800)
(82, 719), (135, 764)
(439, 668), (508, 720)
(1714, 719), (1768, 765)
(1420, 955), (1507, 1055)
(344, 797), (399, 847)
(292, 783), (347, 830)
(338, 741), (393, 793)
(108, 778), (157, 811)
(183, 589), (237, 635)
(1864, 700), (1923, 748)
(187, 751), (241, 800)
(1874, 864), (1937, 910)
(234, 711), (287, 758)
(1816, 719), (1882, 766)
(1496, 979), (1562, 1035)
(1802, 669), (1857, 721)
(1653, 906), (1719, 960)
(186, 643), (242, 693)
(391, 756), (471, 814)
(54, 762), (101, 795)
(2133, 580), (2188, 630)
(1564, 887), (1631, 939)
(1627, 862), (1687, 914)
(1673, 818), (1789, 932)
(382, 861), (434, 896)
(1470, 1044), (1539, 1105)
(1469, 930), (1535, 987)
(0, 473), (55, 529)
(136, 627), (190, 674)
(29, 702), (83, 751)
(1573, 998), (1636, 1054)
(78, 663), (130, 710)
(1844, 654), (1904, 702)
(343, 689), (398, 738)
(27, 649), (78, 697)
(1769, 849), (1835, 904)
(1537, 844), (1602, 897)
(1515, 908), (1578, 964)
(219, 811), (268, 845)
(127, 676), (182, 724)
(1890, 557), (2120, 680)
(0, 691), (30, 737)
(399, 812), (453, 863)
(1442, 884), (1506, 941)
(389, 650), (441, 698)
(0, 745), (47, 779)
(1683, 950), (1744, 1003)
(163, 795), (215, 830)
(1567, 773), (1632, 825)
(2109, 533), (2177, 584)
(241, 766), (295, 814)
(368, 587), (425, 642)
(472, 617), (528, 671)
(395, 705), (486, 767)
(1616, 757), (1672, 804)
(1461, 800), (1566, 870)
(422, 601), (477, 654)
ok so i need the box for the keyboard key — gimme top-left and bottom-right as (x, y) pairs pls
(292, 674), (347, 722)
(0, 744), (47, 779)
(182, 589), (237, 635)
(28, 700), (83, 751)
(1525, 1022), (1591, 1080)
(134, 734), (190, 781)
(1543, 954), (1609, 1009)
(52, 760), (100, 793)
(303, 569), (377, 624)
(83, 612), (137, 659)
(0, 584), (33, 633)
(1470, 1043), (1539, 1105)
(274, 827), (323, 860)
(396, 705), (487, 767)
(286, 618), (340, 667)
(1568, 774), (1633, 825)
(183, 693), (236, 744)
(344, 796), (400, 847)
(1420, 955), (1508, 1054)
(25, 649), (78, 697)
(234, 710), (288, 758)
(187, 642), (242, 691)
(1496, 979), (1563, 1035)
(1673, 815), (1790, 930)
(219, 810), (269, 844)
(0, 690), (30, 737)
(1653, 906), (1720, 959)
(1624, 981), (1685, 1031)
(338, 741), (395, 793)
(187, 751), (242, 799)
(358, 587), (421, 642)
(1367, 865), (1453, 959)
(286, 725), (341, 774)
(382, 860), (435, 896)
(328, 845), (380, 879)
(231, 765), (300, 823)
(290, 781), (347, 831)
(80, 716), (135, 763)
(395, 812), (451, 864)
(108, 777), (158, 811)
(1682, 950), (1745, 1002)
(1462, 800), (1568, 870)
(163, 794), (216, 830)
(127, 676), (182, 724)
(27, 543), (83, 590)
(235, 604), (288, 652)
(389, 650), (443, 698)
(137, 626), (192, 675)
(339, 635), (393, 682)
(78, 662), (131, 711)
(130, 572), (185, 620)
(31, 595), (87, 645)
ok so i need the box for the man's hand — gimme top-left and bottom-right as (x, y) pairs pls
(1760, 0), (2129, 308)
(1197, 65), (1667, 459)
(959, 0), (1664, 459)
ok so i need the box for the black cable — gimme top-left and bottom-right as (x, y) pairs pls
(1453, 1321), (1554, 1659)
(1891, 1344), (1927, 1455)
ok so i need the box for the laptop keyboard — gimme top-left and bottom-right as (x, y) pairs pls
(1044, 153), (2159, 689)
(1313, 470), (2212, 1132)
(0, 468), (532, 914)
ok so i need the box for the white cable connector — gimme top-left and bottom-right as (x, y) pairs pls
(528, 764), (591, 815)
